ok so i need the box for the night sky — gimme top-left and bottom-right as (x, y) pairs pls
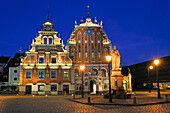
(0, 0), (169, 66)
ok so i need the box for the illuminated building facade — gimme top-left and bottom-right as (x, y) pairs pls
(19, 16), (74, 95)
(67, 8), (113, 94)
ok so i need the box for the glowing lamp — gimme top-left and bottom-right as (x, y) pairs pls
(80, 65), (85, 71)
(149, 66), (153, 70)
(106, 55), (112, 62)
(154, 59), (159, 65)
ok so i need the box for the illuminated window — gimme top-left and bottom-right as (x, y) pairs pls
(49, 38), (52, 44)
(63, 71), (69, 79)
(51, 58), (56, 63)
(51, 71), (57, 79)
(39, 58), (44, 63)
(38, 85), (44, 92)
(44, 38), (47, 44)
(39, 71), (44, 79)
(75, 69), (79, 77)
(51, 85), (57, 91)
(26, 71), (31, 79)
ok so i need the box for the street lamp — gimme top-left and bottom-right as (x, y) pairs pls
(148, 65), (153, 93)
(80, 65), (85, 98)
(106, 55), (112, 102)
(154, 59), (161, 98)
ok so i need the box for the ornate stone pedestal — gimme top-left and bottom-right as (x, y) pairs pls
(110, 46), (125, 96)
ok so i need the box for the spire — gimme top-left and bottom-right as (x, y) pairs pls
(47, 5), (50, 21)
(80, 17), (83, 23)
(87, 5), (90, 18)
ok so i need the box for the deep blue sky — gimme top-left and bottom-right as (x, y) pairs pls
(0, 0), (170, 66)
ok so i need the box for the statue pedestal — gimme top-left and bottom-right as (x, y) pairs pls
(111, 69), (125, 95)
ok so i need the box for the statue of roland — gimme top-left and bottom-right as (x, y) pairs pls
(111, 46), (120, 70)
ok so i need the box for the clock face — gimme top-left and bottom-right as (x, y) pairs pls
(46, 26), (50, 31)
(86, 28), (92, 37)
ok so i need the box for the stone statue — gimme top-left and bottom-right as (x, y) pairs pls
(111, 46), (120, 70)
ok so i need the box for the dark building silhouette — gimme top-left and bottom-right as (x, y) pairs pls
(122, 56), (170, 89)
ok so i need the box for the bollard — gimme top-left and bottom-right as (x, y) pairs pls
(64, 91), (67, 96)
(164, 94), (167, 101)
(85, 93), (87, 97)
(133, 97), (136, 104)
(134, 91), (136, 96)
(73, 94), (75, 99)
(88, 97), (91, 103)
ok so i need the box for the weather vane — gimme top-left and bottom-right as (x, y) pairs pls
(87, 5), (90, 18)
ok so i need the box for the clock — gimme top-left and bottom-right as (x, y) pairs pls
(86, 28), (92, 37)
(46, 26), (50, 31)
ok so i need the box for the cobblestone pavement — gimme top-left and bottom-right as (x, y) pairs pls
(0, 96), (169, 113)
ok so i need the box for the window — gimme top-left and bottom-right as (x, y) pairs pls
(51, 71), (57, 79)
(14, 78), (17, 81)
(75, 69), (79, 77)
(38, 85), (44, 92)
(44, 38), (47, 44)
(76, 84), (82, 91)
(39, 57), (44, 63)
(104, 83), (109, 90)
(92, 46), (94, 53)
(85, 47), (87, 52)
(98, 46), (101, 52)
(51, 58), (56, 63)
(78, 45), (81, 52)
(51, 85), (57, 91)
(14, 70), (17, 73)
(39, 71), (44, 79)
(49, 38), (52, 44)
(15, 63), (19, 66)
(102, 69), (106, 77)
(63, 71), (69, 79)
(26, 71), (31, 79)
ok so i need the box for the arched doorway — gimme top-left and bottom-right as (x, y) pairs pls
(90, 80), (96, 94)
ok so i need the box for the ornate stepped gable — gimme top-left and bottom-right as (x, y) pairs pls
(67, 17), (112, 64)
(20, 16), (72, 87)
(66, 6), (112, 94)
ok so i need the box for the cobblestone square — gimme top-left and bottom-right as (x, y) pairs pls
(0, 95), (169, 113)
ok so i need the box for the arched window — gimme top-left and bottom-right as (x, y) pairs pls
(44, 38), (47, 44)
(49, 38), (52, 44)
(92, 68), (98, 76)
(102, 69), (106, 77)
(75, 69), (79, 77)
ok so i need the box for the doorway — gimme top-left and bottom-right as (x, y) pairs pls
(90, 80), (96, 94)
(26, 85), (32, 94)
(63, 85), (69, 94)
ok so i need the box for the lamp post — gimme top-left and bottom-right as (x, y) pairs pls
(154, 59), (161, 99)
(106, 55), (112, 102)
(80, 65), (85, 98)
(148, 65), (153, 93)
